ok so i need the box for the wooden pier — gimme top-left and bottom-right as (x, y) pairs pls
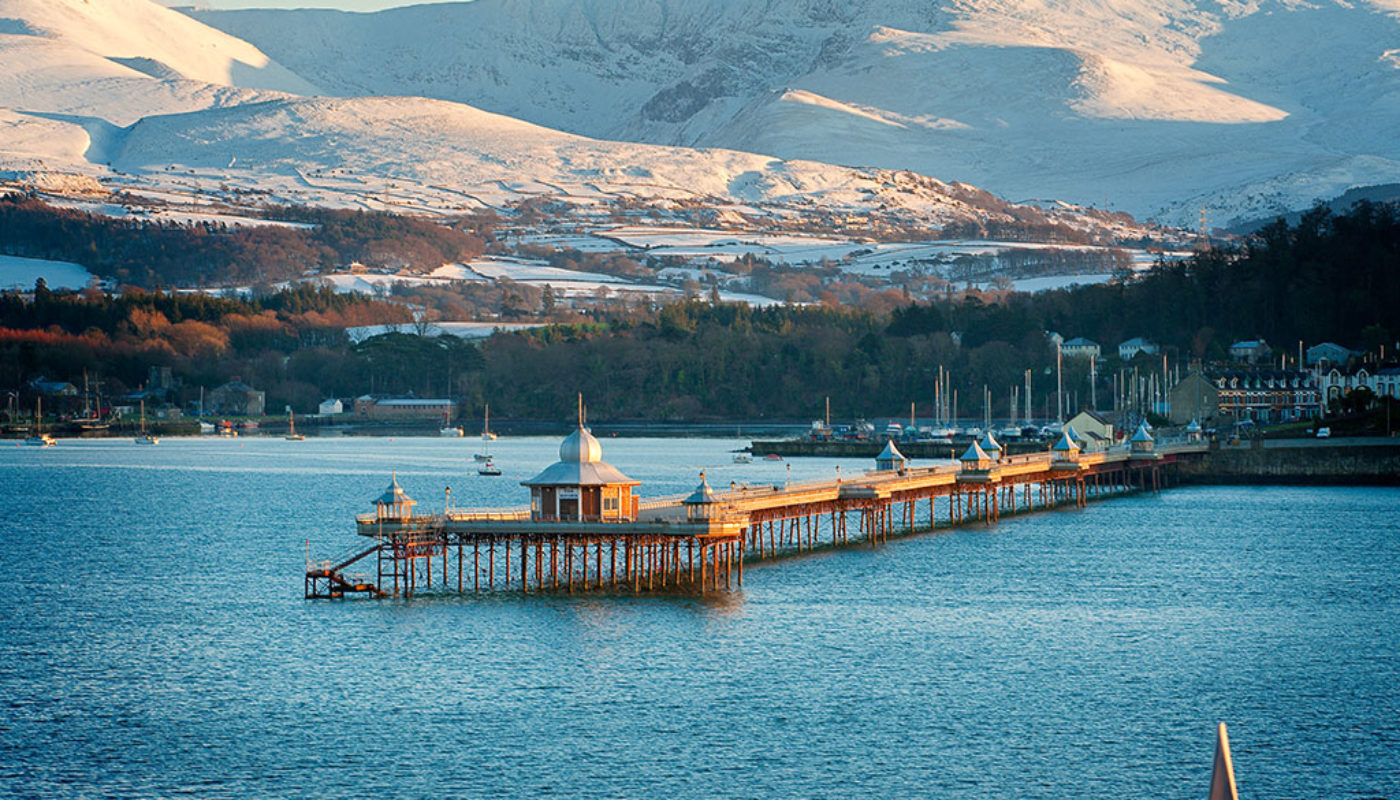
(306, 424), (1207, 599)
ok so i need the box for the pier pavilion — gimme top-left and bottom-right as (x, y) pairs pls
(522, 423), (640, 522)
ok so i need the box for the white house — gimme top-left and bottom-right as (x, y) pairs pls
(1061, 337), (1101, 359)
(1066, 409), (1115, 450)
(318, 398), (344, 415)
(1118, 337), (1159, 360)
(1319, 365), (1400, 404)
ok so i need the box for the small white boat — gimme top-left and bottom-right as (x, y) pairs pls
(440, 426), (464, 437)
(733, 453), (753, 464)
(477, 459), (502, 476)
(473, 453), (490, 462)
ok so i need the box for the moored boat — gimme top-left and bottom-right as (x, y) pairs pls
(286, 410), (305, 441)
(134, 400), (159, 445)
(481, 404), (497, 441)
(27, 398), (56, 445)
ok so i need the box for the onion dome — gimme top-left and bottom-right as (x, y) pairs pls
(979, 431), (1002, 454)
(523, 424), (639, 488)
(559, 425), (603, 463)
(1185, 419), (1202, 433)
(1052, 430), (1079, 452)
(1130, 422), (1155, 443)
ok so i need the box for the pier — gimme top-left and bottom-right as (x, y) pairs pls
(306, 423), (1207, 599)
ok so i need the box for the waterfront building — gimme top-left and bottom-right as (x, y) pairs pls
(353, 395), (456, 421)
(318, 398), (344, 415)
(1168, 371), (1220, 425)
(1209, 369), (1320, 423)
(208, 378), (265, 417)
(1319, 364), (1400, 404)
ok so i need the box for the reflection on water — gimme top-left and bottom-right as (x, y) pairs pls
(1, 437), (1397, 799)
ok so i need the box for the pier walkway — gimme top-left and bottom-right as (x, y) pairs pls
(307, 430), (1206, 599)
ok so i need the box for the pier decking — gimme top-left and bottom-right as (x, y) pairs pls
(307, 422), (1207, 598)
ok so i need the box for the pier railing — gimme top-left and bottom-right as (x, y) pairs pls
(446, 507), (530, 522)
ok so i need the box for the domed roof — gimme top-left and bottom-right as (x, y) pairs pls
(559, 425), (603, 463)
(524, 423), (639, 488)
(683, 472), (718, 505)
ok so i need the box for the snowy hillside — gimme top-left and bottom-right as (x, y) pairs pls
(192, 0), (1400, 225)
(0, 0), (316, 96)
(102, 94), (1094, 231)
(0, 0), (1151, 242)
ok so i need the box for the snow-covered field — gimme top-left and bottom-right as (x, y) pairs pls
(0, 254), (94, 291)
(345, 322), (546, 343)
(518, 226), (1186, 279)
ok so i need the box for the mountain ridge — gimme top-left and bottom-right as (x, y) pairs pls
(190, 0), (1400, 225)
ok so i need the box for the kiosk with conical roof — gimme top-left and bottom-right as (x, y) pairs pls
(959, 440), (992, 473)
(522, 399), (639, 522)
(682, 471), (720, 522)
(1185, 419), (1203, 443)
(875, 440), (907, 472)
(373, 472), (416, 520)
(1129, 421), (1160, 460)
(1051, 429), (1083, 469)
(978, 431), (1003, 462)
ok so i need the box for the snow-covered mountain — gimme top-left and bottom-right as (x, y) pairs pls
(190, 0), (1400, 225)
(0, 0), (1144, 239)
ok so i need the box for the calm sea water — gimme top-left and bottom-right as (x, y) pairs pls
(1, 436), (1396, 799)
